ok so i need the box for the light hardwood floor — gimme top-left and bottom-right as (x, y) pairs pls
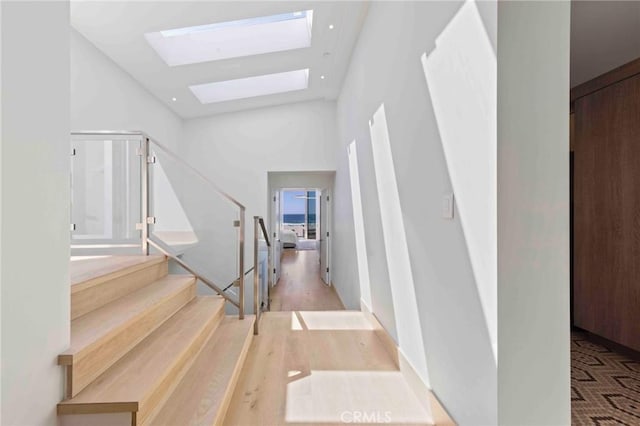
(224, 311), (433, 426)
(224, 249), (436, 425)
(270, 249), (344, 312)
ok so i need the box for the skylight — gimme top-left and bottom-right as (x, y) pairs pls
(145, 10), (314, 66)
(189, 69), (309, 104)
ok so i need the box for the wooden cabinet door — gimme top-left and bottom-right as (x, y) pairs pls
(574, 73), (640, 350)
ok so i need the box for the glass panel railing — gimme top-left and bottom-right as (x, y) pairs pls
(70, 134), (142, 254)
(69, 131), (248, 318)
(148, 141), (242, 308)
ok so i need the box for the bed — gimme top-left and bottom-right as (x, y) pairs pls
(280, 229), (298, 248)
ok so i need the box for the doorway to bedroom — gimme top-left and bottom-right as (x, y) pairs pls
(281, 189), (319, 251)
(267, 171), (341, 311)
(271, 187), (341, 311)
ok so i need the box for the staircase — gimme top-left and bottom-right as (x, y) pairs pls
(59, 255), (255, 426)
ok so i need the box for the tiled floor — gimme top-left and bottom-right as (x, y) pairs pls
(571, 331), (640, 425)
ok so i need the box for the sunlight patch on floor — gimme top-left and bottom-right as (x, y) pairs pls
(285, 370), (433, 424)
(291, 311), (375, 331)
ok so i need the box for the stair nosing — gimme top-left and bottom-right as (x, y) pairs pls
(71, 255), (166, 294)
(57, 401), (138, 415)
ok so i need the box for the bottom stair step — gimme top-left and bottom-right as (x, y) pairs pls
(58, 297), (225, 425)
(143, 316), (255, 426)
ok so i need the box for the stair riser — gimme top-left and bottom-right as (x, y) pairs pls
(60, 412), (131, 426)
(136, 305), (225, 425)
(72, 261), (168, 320)
(65, 281), (196, 398)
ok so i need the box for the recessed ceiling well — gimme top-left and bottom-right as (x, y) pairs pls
(70, 2), (370, 118)
(145, 10), (314, 67)
(190, 69), (310, 104)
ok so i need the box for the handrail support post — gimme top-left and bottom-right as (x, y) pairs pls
(253, 216), (260, 335)
(238, 209), (245, 320)
(141, 137), (150, 255)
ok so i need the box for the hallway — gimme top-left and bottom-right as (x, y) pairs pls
(224, 311), (436, 425)
(270, 249), (344, 312)
(224, 247), (452, 425)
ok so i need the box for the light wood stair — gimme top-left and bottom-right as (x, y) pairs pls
(59, 256), (255, 426)
(144, 316), (255, 426)
(71, 255), (167, 320)
(60, 274), (197, 397)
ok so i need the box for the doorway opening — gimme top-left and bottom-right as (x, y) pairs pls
(270, 187), (341, 311)
(267, 171), (341, 311)
(281, 189), (319, 251)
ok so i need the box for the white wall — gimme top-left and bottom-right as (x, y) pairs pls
(1, 2), (70, 425)
(71, 29), (183, 149)
(71, 28), (187, 257)
(334, 1), (497, 423)
(497, 2), (570, 424)
(268, 171), (335, 195)
(181, 100), (338, 311)
(182, 101), (338, 217)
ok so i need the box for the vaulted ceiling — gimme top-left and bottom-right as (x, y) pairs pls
(71, 1), (369, 119)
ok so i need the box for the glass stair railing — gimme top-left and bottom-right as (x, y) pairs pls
(70, 131), (271, 331)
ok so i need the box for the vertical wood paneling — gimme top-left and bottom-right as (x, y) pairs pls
(574, 73), (640, 351)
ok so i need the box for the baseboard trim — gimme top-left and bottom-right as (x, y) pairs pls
(360, 300), (399, 366)
(360, 299), (456, 426)
(330, 282), (347, 310)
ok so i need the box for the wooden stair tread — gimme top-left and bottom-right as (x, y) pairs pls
(146, 316), (255, 426)
(58, 296), (225, 416)
(60, 275), (196, 363)
(70, 255), (165, 290)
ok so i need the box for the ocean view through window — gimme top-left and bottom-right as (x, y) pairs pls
(282, 189), (318, 239)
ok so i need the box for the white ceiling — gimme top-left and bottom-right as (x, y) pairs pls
(71, 1), (369, 119)
(72, 1), (640, 115)
(571, 1), (640, 87)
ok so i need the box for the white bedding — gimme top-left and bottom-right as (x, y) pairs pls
(280, 229), (298, 247)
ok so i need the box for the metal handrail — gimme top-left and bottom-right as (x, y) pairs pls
(222, 267), (255, 292)
(258, 218), (271, 247)
(148, 238), (240, 308)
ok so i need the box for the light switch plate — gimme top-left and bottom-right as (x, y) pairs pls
(442, 193), (454, 219)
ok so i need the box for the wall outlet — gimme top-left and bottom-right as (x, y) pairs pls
(442, 193), (454, 219)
